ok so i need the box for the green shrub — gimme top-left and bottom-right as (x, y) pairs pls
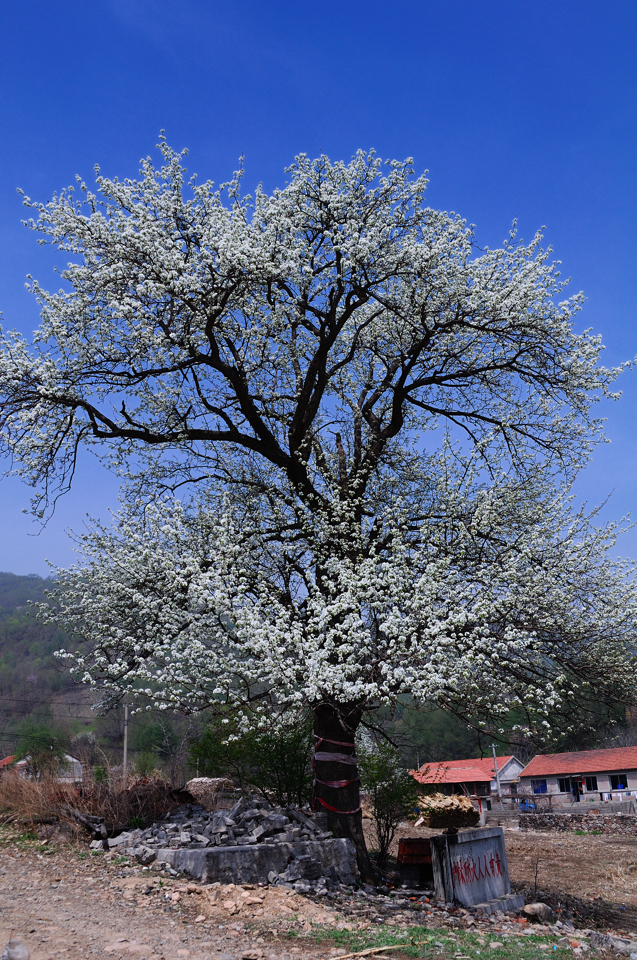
(358, 738), (420, 869)
(134, 751), (161, 778)
(190, 713), (313, 807)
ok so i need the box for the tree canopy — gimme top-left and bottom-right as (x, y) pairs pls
(1, 142), (635, 872)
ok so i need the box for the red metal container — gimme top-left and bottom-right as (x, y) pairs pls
(397, 837), (432, 864)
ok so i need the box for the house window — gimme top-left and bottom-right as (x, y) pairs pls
(610, 773), (628, 790)
(531, 779), (547, 794)
(585, 776), (598, 792)
(558, 778), (571, 793)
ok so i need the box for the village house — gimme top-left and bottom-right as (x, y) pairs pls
(412, 755), (525, 799)
(0, 753), (83, 782)
(519, 746), (637, 803)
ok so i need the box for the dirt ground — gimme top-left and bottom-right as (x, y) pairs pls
(506, 829), (637, 931)
(385, 821), (637, 931)
(2, 825), (637, 959)
(0, 843), (332, 960)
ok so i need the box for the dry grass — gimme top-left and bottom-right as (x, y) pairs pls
(75, 776), (180, 826)
(0, 771), (72, 822)
(0, 770), (180, 832)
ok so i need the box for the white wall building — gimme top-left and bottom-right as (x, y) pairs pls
(519, 747), (637, 803)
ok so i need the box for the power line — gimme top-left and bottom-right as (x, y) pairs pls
(0, 731), (78, 744)
(0, 695), (184, 709)
(0, 696), (102, 707)
(0, 707), (97, 717)
(0, 732), (150, 754)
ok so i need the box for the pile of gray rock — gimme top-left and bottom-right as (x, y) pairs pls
(93, 797), (358, 893)
(100, 797), (331, 851)
(519, 811), (637, 836)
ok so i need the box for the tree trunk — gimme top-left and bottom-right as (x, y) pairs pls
(312, 701), (373, 881)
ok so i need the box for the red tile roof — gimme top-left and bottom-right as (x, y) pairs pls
(412, 756), (515, 785)
(521, 747), (637, 778)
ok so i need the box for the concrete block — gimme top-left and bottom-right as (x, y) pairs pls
(108, 831), (134, 848)
(473, 894), (525, 915)
(430, 827), (513, 907)
(155, 837), (357, 886)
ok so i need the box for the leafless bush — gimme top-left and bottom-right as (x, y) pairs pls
(0, 772), (75, 824)
(0, 770), (181, 832)
(75, 776), (180, 826)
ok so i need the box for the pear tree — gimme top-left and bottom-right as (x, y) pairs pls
(1, 143), (636, 873)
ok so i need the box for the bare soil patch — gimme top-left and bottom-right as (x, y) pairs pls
(0, 839), (325, 960)
(505, 829), (637, 932)
(375, 820), (637, 932)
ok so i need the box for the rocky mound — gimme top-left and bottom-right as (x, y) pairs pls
(95, 796), (356, 893)
(101, 796), (331, 852)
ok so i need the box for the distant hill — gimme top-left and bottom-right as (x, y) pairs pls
(0, 572), (87, 752)
(0, 572), (187, 776)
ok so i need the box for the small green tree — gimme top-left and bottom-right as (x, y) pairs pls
(134, 750), (161, 778)
(132, 718), (178, 760)
(191, 714), (313, 807)
(358, 739), (420, 870)
(16, 723), (67, 778)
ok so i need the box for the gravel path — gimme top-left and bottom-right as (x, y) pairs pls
(0, 844), (320, 960)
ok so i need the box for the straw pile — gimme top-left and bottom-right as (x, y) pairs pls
(413, 792), (480, 828)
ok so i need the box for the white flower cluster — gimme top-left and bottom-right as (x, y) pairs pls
(0, 143), (634, 733)
(46, 472), (636, 733)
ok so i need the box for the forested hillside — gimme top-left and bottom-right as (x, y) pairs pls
(0, 572), (197, 779)
(0, 572), (83, 752)
(0, 572), (74, 705)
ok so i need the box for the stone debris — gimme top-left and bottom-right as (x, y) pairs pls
(108, 796), (358, 893)
(523, 902), (555, 922)
(119, 796), (331, 851)
(589, 931), (637, 955)
(185, 776), (234, 810)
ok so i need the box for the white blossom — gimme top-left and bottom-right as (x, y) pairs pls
(0, 142), (633, 744)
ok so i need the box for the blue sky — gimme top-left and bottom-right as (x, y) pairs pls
(0, 0), (636, 575)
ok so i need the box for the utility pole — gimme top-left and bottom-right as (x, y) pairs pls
(123, 703), (129, 784)
(491, 743), (503, 810)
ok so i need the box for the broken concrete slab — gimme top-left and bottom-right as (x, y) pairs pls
(473, 894), (525, 915)
(154, 837), (357, 886)
(590, 932), (637, 955)
(108, 831), (135, 848)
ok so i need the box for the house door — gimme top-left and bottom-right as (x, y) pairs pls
(571, 778), (582, 802)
